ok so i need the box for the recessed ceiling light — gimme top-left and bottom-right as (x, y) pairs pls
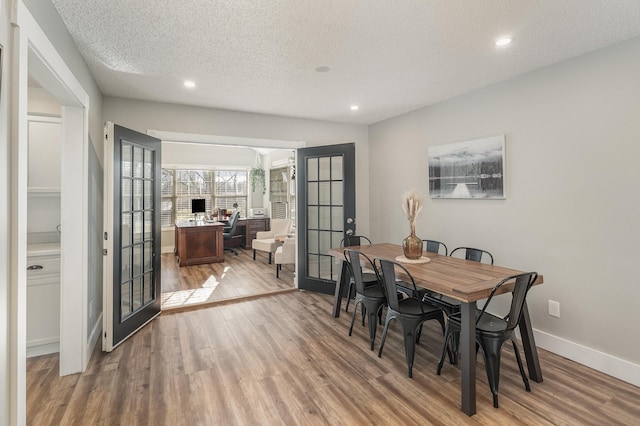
(350, 105), (359, 111)
(315, 66), (330, 73)
(184, 80), (196, 88)
(495, 37), (513, 47)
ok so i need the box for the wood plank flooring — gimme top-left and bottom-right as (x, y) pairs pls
(27, 291), (640, 425)
(161, 248), (295, 311)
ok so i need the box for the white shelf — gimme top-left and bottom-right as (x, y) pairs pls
(28, 187), (61, 196)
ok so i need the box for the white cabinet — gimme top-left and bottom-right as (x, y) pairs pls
(28, 115), (62, 192)
(26, 252), (61, 357)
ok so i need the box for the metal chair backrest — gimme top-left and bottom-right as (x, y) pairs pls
(343, 249), (379, 295)
(450, 246), (494, 265)
(423, 239), (448, 256)
(477, 272), (538, 331)
(375, 258), (424, 314)
(340, 235), (372, 248)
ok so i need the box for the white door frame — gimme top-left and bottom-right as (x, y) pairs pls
(10, 2), (89, 424)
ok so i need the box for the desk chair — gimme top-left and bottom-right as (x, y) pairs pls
(223, 211), (240, 255)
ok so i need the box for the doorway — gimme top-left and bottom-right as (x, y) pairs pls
(10, 6), (91, 424)
(148, 132), (305, 310)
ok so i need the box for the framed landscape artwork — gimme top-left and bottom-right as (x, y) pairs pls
(428, 135), (506, 199)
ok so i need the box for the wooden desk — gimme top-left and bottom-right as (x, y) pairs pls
(174, 220), (224, 266)
(328, 243), (544, 416)
(237, 217), (270, 249)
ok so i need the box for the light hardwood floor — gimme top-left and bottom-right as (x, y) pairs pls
(161, 248), (295, 311)
(27, 290), (639, 425)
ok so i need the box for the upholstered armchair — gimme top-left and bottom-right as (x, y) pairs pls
(274, 237), (295, 278)
(252, 218), (292, 264)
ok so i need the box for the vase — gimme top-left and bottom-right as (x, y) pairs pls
(402, 224), (423, 260)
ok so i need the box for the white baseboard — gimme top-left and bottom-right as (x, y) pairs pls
(87, 313), (103, 359)
(27, 337), (60, 358)
(162, 245), (174, 254)
(533, 328), (640, 387)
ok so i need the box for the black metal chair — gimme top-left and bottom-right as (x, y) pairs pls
(437, 272), (538, 408)
(375, 257), (446, 378)
(341, 236), (377, 312)
(423, 245), (494, 363)
(223, 211), (240, 255)
(424, 246), (494, 314)
(449, 246), (494, 264)
(423, 239), (448, 256)
(344, 249), (386, 351)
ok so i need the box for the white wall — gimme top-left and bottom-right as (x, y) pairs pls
(369, 37), (640, 381)
(22, 0), (104, 348)
(103, 97), (371, 235)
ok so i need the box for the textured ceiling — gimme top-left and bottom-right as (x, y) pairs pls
(52, 0), (640, 125)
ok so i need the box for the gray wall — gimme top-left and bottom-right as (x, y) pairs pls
(103, 97), (371, 236)
(369, 37), (640, 368)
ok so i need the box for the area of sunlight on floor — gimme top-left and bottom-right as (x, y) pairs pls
(161, 272), (222, 308)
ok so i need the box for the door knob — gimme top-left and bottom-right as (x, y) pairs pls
(346, 217), (354, 224)
(345, 229), (354, 236)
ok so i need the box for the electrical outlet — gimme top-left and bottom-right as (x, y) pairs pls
(548, 300), (560, 318)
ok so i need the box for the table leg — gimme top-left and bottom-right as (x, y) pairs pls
(460, 301), (477, 416)
(518, 301), (543, 382)
(331, 260), (348, 318)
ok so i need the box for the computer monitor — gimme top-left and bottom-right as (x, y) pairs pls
(191, 198), (206, 214)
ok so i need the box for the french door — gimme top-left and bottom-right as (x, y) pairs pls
(297, 143), (356, 294)
(103, 122), (162, 351)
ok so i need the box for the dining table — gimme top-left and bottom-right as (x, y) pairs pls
(328, 243), (544, 416)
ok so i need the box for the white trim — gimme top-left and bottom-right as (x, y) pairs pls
(534, 329), (640, 387)
(11, 3), (91, 424)
(102, 122), (114, 352)
(26, 338), (60, 358)
(148, 130), (306, 150)
(27, 114), (61, 123)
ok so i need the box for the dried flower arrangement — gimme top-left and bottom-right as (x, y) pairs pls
(401, 189), (425, 259)
(402, 189), (423, 233)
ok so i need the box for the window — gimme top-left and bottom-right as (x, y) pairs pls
(213, 170), (247, 214)
(161, 168), (248, 227)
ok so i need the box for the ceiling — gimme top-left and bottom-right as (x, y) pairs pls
(52, 1), (640, 125)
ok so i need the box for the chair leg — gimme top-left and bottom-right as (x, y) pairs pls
(345, 279), (354, 313)
(400, 319), (422, 378)
(268, 252), (272, 264)
(276, 263), (279, 278)
(437, 327), (455, 375)
(253, 249), (256, 260)
(367, 305), (379, 351)
(478, 336), (504, 408)
(377, 314), (393, 358)
(348, 300), (361, 337)
(512, 339), (531, 392)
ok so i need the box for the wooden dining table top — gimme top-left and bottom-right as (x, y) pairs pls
(328, 243), (544, 303)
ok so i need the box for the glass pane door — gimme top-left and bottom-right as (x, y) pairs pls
(297, 144), (355, 294)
